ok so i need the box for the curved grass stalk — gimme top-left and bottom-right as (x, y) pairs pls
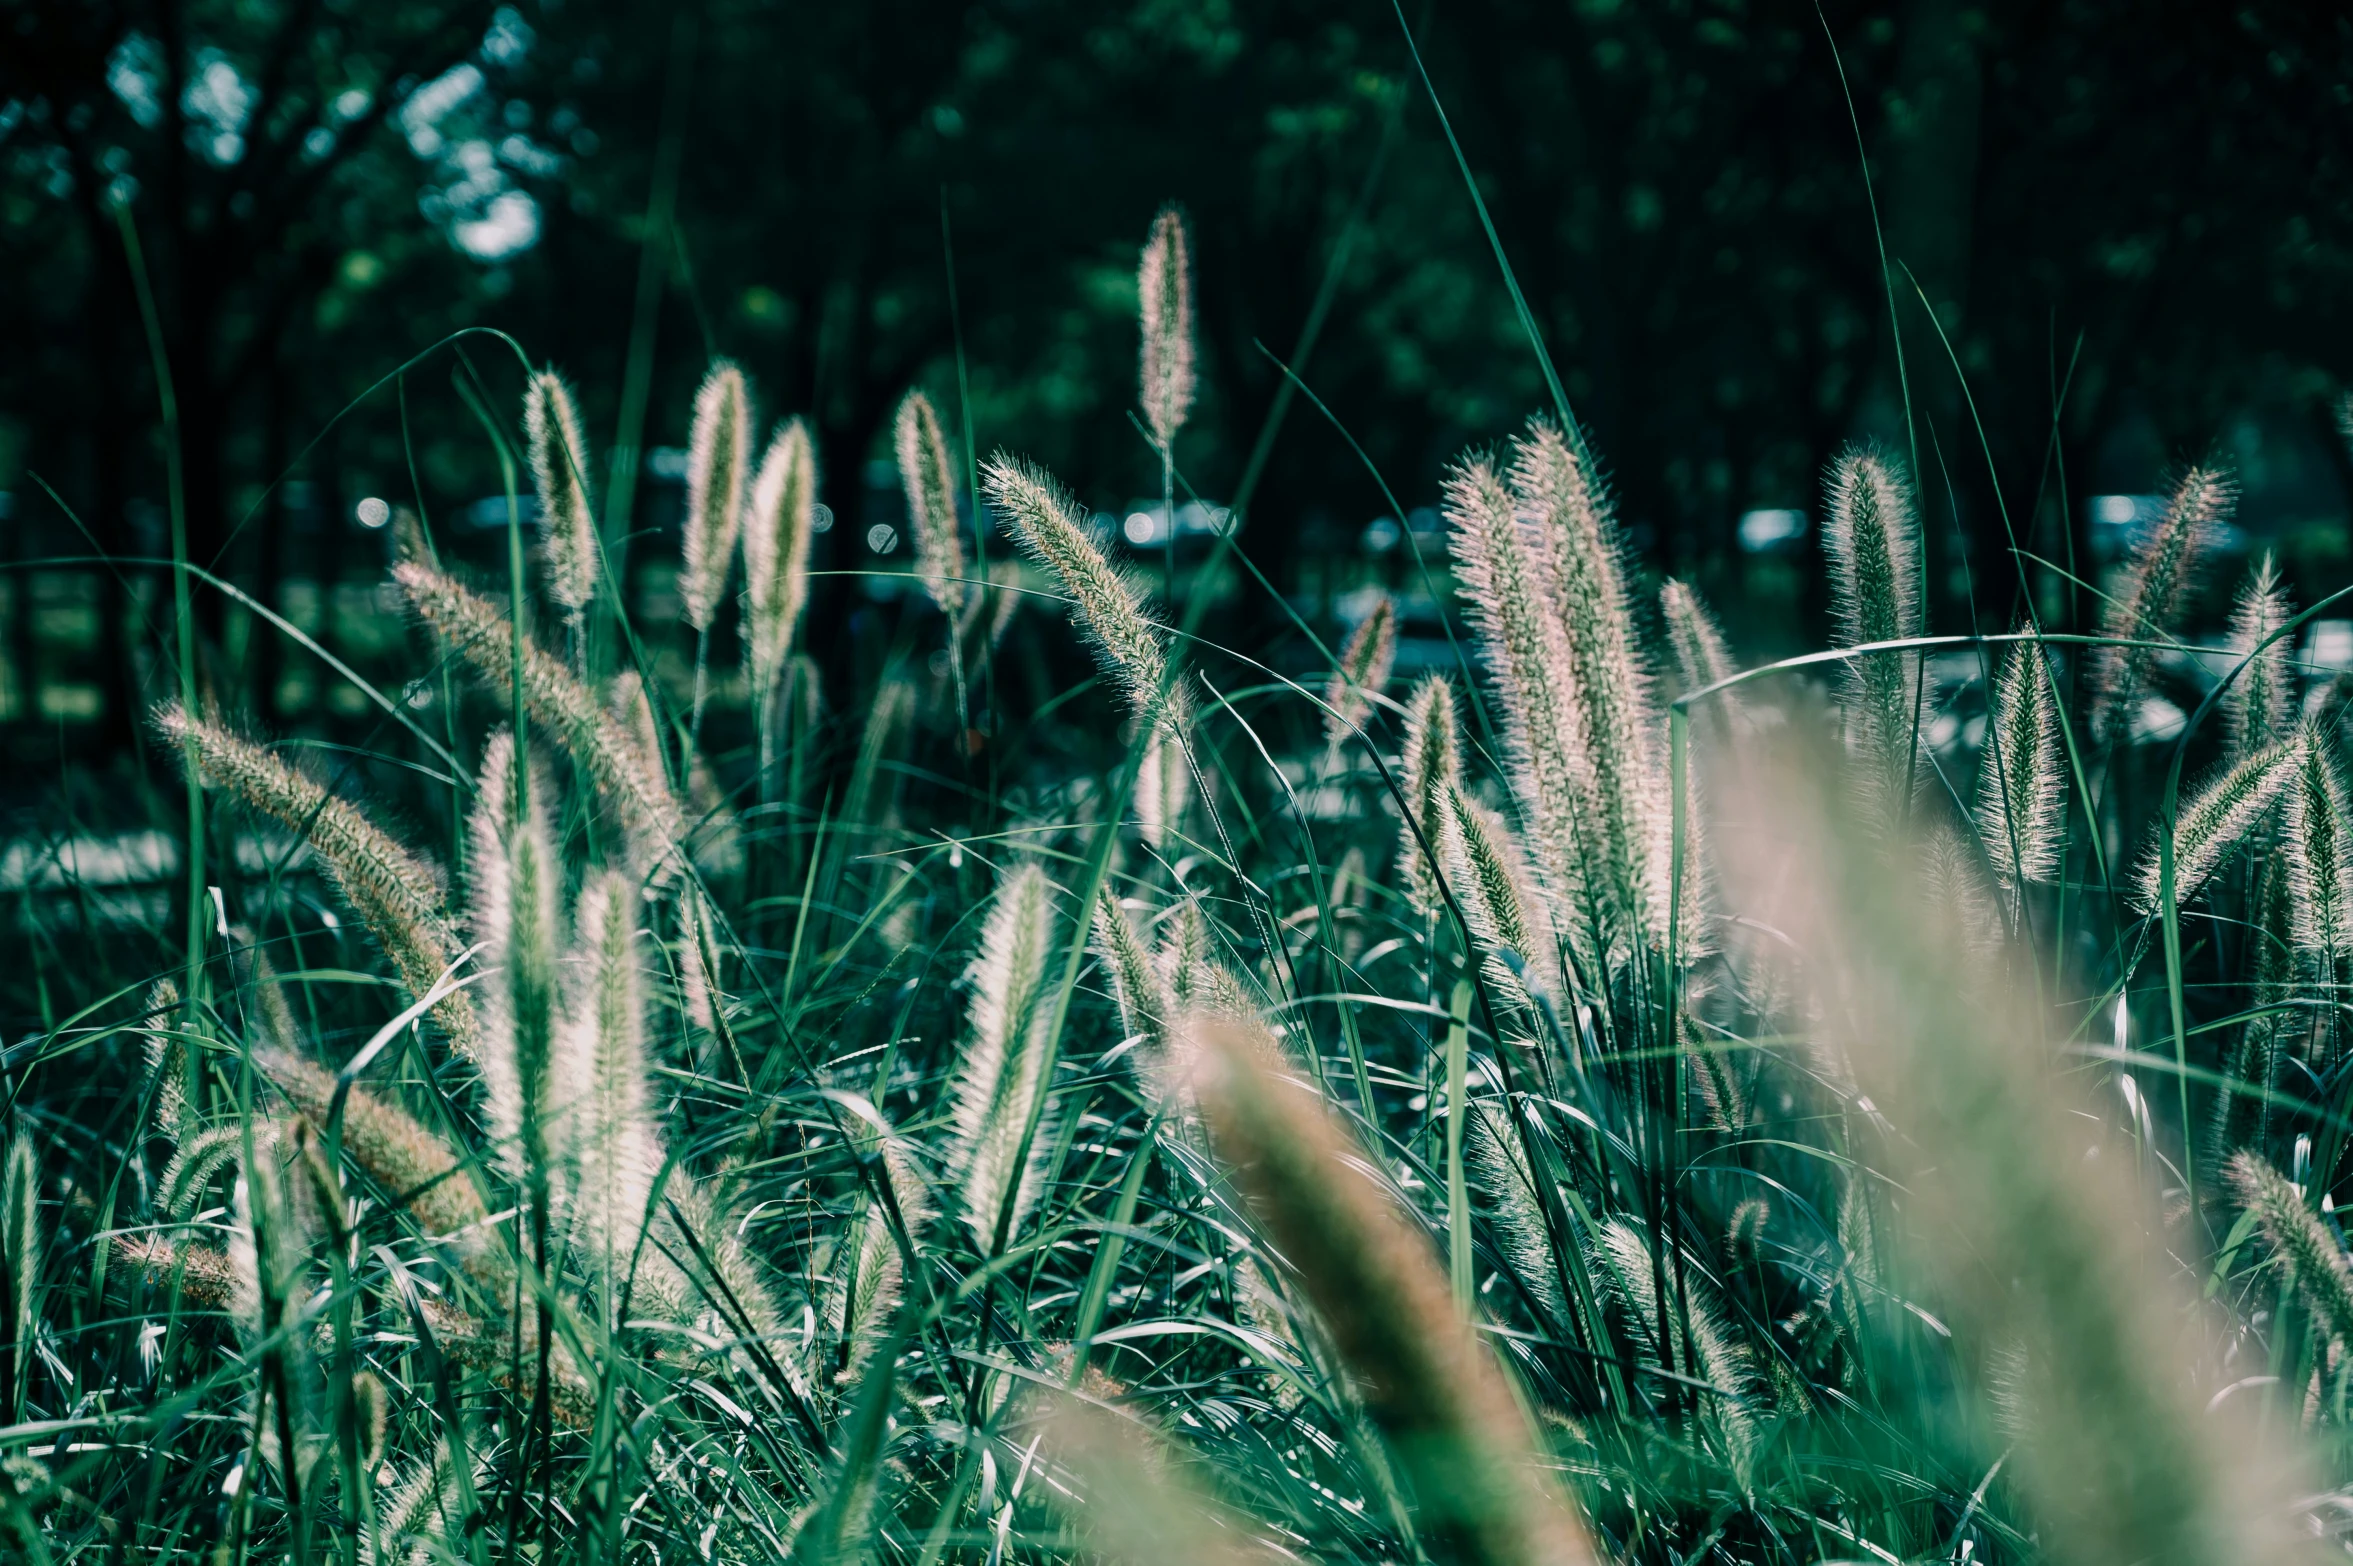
(153, 702), (478, 1056)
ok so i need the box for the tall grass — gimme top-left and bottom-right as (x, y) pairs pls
(7, 204), (2353, 1566)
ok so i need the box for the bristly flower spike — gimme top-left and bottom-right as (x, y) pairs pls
(895, 389), (966, 621)
(2227, 1151), (2353, 1350)
(152, 703), (478, 1056)
(1396, 677), (1462, 919)
(680, 361), (750, 635)
(1324, 593), (1396, 751)
(1138, 205), (1196, 450)
(2224, 553), (2296, 764)
(983, 455), (1176, 723)
(2092, 465), (2233, 744)
(2132, 732), (2304, 912)
(743, 418), (819, 715)
(1512, 419), (1666, 939)
(525, 370), (598, 635)
(1660, 579), (1738, 698)
(948, 863), (1059, 1250)
(1975, 634), (2066, 899)
(1822, 446), (1924, 817)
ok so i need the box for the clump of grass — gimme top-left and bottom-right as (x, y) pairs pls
(2092, 465), (2233, 744)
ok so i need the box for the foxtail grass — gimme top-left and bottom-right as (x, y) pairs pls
(2133, 733), (2303, 911)
(525, 369), (598, 638)
(1138, 205), (1196, 451)
(1397, 676), (1462, 919)
(1821, 447), (1923, 817)
(2225, 555), (2297, 762)
(153, 702), (478, 1055)
(2092, 466), (2233, 744)
(1186, 1012), (1604, 1566)
(1974, 634), (2066, 898)
(948, 862), (1059, 1250)
(1324, 591), (1397, 750)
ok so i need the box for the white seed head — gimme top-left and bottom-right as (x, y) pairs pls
(2093, 466), (2233, 744)
(2223, 554), (2296, 763)
(681, 361), (751, 633)
(743, 418), (818, 703)
(948, 862), (1059, 1249)
(895, 389), (966, 619)
(1324, 593), (1396, 749)
(1975, 636), (2067, 894)
(526, 370), (599, 628)
(1138, 205), (1196, 448)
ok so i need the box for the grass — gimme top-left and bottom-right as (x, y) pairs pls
(5, 217), (2353, 1566)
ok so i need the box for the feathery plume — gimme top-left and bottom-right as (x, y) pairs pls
(1138, 206), (1196, 449)
(2227, 1151), (2353, 1349)
(1512, 419), (1666, 935)
(1659, 578), (1738, 698)
(895, 389), (966, 620)
(680, 361), (750, 634)
(1037, 1395), (1287, 1566)
(525, 370), (598, 630)
(1093, 897), (1170, 1057)
(1133, 725), (1190, 851)
(2132, 733), (2303, 912)
(466, 731), (567, 1200)
(1822, 447), (1924, 814)
(3, 1130), (37, 1415)
(1443, 457), (1593, 936)
(152, 703), (477, 1056)
(1465, 1102), (1566, 1329)
(564, 871), (664, 1312)
(258, 1050), (484, 1240)
(113, 1234), (240, 1308)
(2285, 722), (2353, 1069)
(1441, 787), (1555, 1008)
(1682, 1004), (1749, 1136)
(1974, 636), (2066, 895)
(394, 563), (687, 883)
(984, 454), (1179, 725)
(742, 419), (818, 707)
(948, 864), (1059, 1249)
(159, 1125), (246, 1220)
(2092, 466), (2234, 744)
(1590, 1217), (1760, 1482)
(1396, 677), (1462, 918)
(141, 979), (193, 1144)
(833, 1123), (933, 1377)
(1186, 1014), (1604, 1566)
(1324, 593), (1397, 749)
(1714, 739), (2322, 1565)
(2224, 554), (2296, 763)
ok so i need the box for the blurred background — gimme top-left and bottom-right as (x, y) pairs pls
(2, 0), (2350, 788)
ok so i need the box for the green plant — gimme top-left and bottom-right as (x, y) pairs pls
(7, 207), (2353, 1566)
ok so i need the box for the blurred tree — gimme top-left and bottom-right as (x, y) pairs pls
(3, 0), (2350, 759)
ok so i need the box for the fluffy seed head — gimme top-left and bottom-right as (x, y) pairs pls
(153, 702), (477, 1056)
(1823, 447), (1925, 812)
(1443, 456), (1593, 938)
(1975, 636), (2067, 894)
(1093, 897), (1169, 1060)
(1511, 418), (1665, 939)
(466, 730), (567, 1196)
(525, 370), (598, 627)
(2133, 733), (2303, 913)
(895, 389), (966, 619)
(2224, 554), (2296, 763)
(984, 453), (1181, 726)
(1324, 593), (1396, 749)
(1134, 723), (1190, 850)
(2284, 721), (2353, 967)
(1138, 205), (1196, 448)
(395, 562), (687, 884)
(949, 863), (1060, 1249)
(259, 1049), (484, 1239)
(2093, 466), (2234, 743)
(1660, 578), (1738, 698)
(1466, 1102), (1565, 1329)
(743, 418), (818, 702)
(1441, 786), (1554, 1008)
(1186, 1014), (1604, 1566)
(2227, 1151), (2353, 1350)
(1396, 677), (1463, 919)
(680, 361), (750, 633)
(564, 870), (667, 1313)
